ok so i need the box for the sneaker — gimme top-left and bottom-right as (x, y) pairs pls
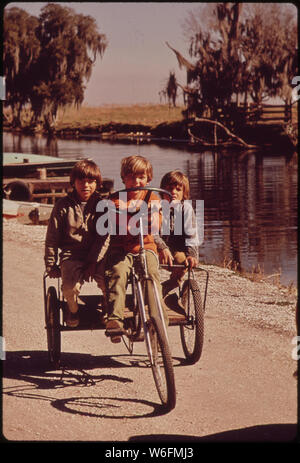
(105, 319), (125, 343)
(65, 310), (79, 328)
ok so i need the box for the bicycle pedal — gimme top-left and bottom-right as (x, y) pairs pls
(105, 328), (125, 337)
(132, 331), (145, 342)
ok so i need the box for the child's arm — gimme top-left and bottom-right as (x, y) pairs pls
(152, 196), (174, 266)
(83, 234), (110, 282)
(44, 206), (62, 277)
(184, 202), (199, 268)
(154, 235), (174, 266)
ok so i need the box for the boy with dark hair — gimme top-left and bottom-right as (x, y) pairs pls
(44, 159), (109, 327)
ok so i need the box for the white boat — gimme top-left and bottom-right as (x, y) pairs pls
(3, 198), (53, 224)
(3, 152), (72, 164)
(3, 152), (80, 178)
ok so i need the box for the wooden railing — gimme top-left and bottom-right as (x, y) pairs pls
(185, 102), (297, 126)
(243, 104), (297, 125)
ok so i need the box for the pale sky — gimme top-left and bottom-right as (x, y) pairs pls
(6, 2), (199, 106)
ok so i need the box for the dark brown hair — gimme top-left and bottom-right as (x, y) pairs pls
(70, 159), (102, 189)
(160, 170), (190, 200)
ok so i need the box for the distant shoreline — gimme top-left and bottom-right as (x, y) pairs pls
(3, 104), (297, 152)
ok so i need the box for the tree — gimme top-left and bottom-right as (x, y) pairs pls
(187, 3), (244, 117)
(3, 7), (40, 126)
(168, 3), (298, 119)
(3, 3), (108, 130)
(240, 4), (297, 106)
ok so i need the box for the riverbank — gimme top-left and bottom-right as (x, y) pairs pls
(3, 218), (297, 335)
(3, 104), (297, 152)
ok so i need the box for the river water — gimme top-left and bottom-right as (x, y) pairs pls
(3, 131), (298, 286)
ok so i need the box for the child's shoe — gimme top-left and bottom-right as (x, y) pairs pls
(65, 310), (79, 328)
(105, 319), (125, 343)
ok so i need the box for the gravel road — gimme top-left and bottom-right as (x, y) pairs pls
(2, 220), (298, 445)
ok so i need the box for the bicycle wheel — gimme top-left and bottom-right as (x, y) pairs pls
(145, 280), (176, 410)
(147, 317), (176, 410)
(45, 286), (61, 368)
(180, 279), (204, 364)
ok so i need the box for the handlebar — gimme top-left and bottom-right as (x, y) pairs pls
(107, 186), (172, 216)
(160, 264), (205, 271)
(109, 186), (172, 199)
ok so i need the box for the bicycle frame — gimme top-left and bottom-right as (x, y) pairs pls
(160, 264), (209, 318)
(108, 186), (171, 345)
(131, 213), (170, 360)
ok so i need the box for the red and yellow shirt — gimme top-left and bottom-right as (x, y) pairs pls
(110, 190), (161, 254)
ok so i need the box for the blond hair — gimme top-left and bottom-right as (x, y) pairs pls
(121, 155), (153, 182)
(160, 170), (190, 200)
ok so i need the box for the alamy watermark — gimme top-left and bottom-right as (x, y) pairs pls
(292, 76), (300, 103)
(291, 336), (300, 361)
(96, 196), (204, 246)
(0, 76), (6, 101)
(0, 336), (5, 360)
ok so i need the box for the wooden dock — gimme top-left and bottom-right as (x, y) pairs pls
(3, 176), (114, 204)
(3, 152), (114, 204)
(3, 152), (80, 178)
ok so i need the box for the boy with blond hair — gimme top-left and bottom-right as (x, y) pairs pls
(45, 159), (109, 327)
(105, 155), (167, 342)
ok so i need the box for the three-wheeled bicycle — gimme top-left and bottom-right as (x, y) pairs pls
(43, 187), (208, 411)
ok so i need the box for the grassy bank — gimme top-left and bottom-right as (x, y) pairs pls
(16, 104), (184, 129)
(54, 104), (184, 132)
(3, 103), (297, 151)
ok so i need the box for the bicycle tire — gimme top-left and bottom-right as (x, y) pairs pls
(45, 286), (61, 368)
(145, 280), (176, 410)
(180, 279), (204, 364)
(147, 317), (176, 410)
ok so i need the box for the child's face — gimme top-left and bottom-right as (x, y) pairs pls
(74, 177), (97, 201)
(123, 172), (148, 198)
(164, 183), (184, 202)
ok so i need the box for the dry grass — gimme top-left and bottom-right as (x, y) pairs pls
(3, 103), (185, 130)
(56, 104), (185, 128)
(221, 257), (297, 296)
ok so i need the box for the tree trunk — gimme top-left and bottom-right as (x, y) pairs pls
(190, 117), (258, 148)
(11, 102), (22, 127)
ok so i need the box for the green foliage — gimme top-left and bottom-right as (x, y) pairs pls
(3, 3), (107, 129)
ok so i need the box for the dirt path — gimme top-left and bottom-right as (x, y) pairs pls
(1, 221), (298, 444)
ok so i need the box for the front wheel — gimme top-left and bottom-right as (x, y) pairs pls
(45, 286), (61, 368)
(180, 279), (204, 364)
(147, 316), (176, 411)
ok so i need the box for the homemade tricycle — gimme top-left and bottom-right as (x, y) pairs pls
(43, 187), (208, 411)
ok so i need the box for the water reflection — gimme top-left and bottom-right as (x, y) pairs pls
(3, 131), (297, 285)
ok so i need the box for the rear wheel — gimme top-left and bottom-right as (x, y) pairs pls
(45, 286), (61, 368)
(180, 279), (204, 364)
(145, 280), (176, 410)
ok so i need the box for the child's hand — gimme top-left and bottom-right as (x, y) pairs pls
(83, 262), (96, 282)
(160, 248), (174, 266)
(185, 256), (198, 268)
(48, 265), (61, 278)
